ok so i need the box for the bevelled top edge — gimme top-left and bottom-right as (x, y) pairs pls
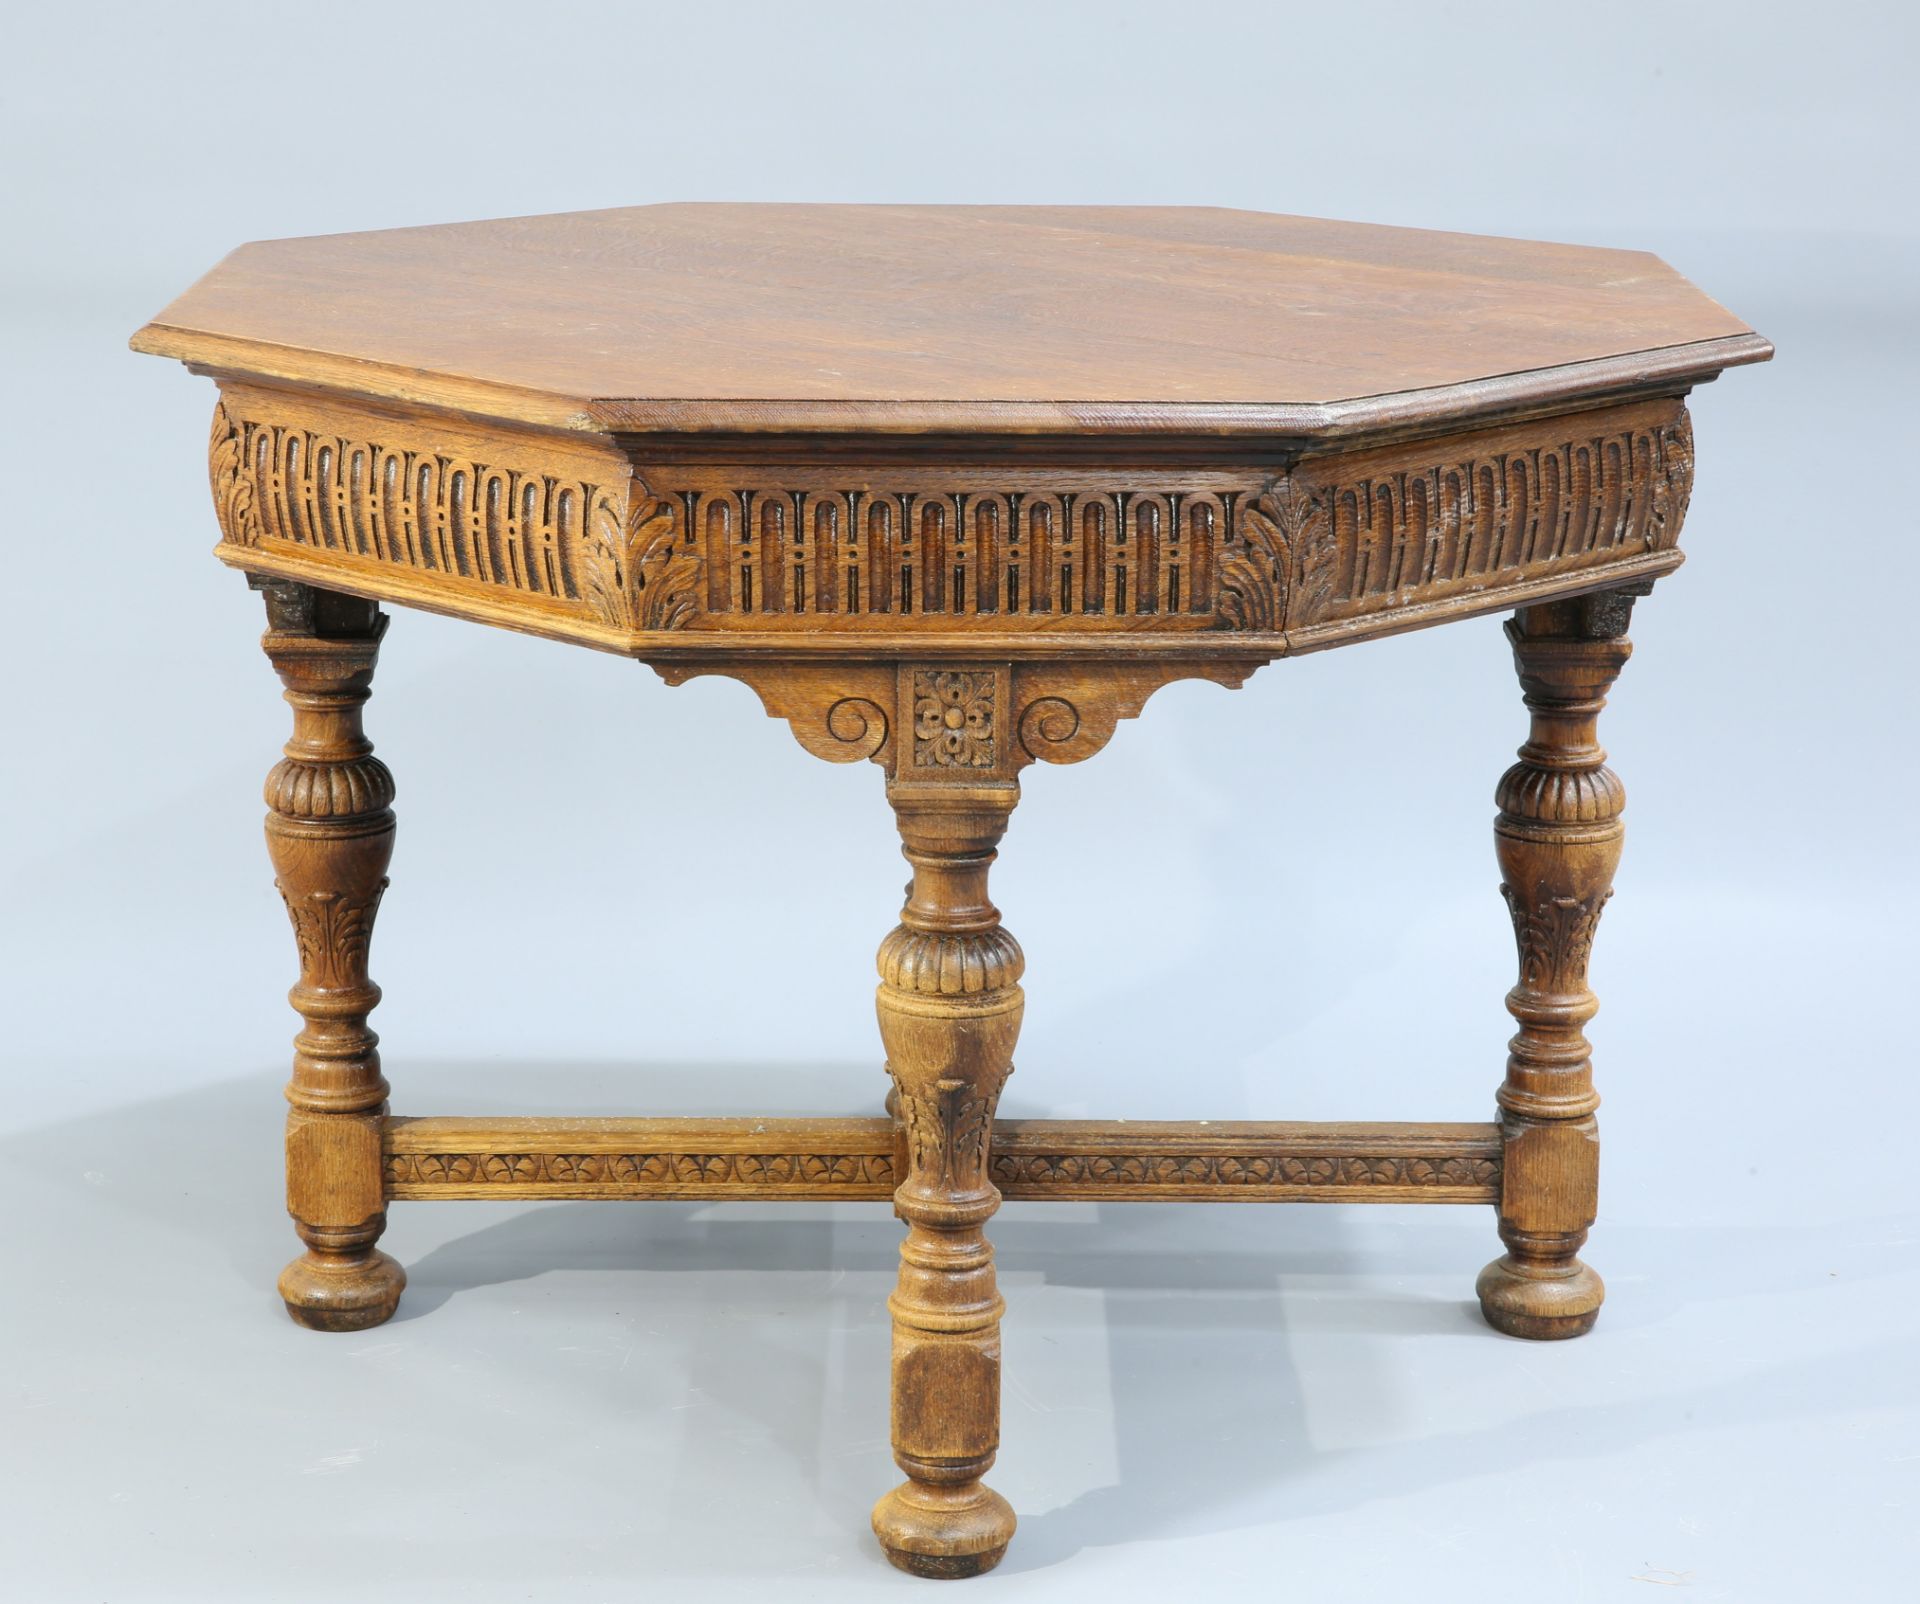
(130, 324), (1770, 441)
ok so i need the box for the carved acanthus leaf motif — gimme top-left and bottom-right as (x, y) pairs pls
(633, 497), (700, 629)
(1219, 477), (1336, 632)
(278, 882), (387, 989)
(208, 401), (262, 547)
(1649, 416), (1695, 549)
(1217, 487), (1287, 632)
(584, 485), (698, 630)
(1500, 885), (1612, 992)
(1282, 479), (1340, 627)
(891, 1074), (1001, 1193)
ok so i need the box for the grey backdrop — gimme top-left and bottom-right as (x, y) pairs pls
(4, 3), (1915, 1599)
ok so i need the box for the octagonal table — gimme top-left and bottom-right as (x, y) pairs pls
(132, 204), (1769, 1577)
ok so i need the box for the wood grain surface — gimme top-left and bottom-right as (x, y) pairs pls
(132, 204), (1768, 436)
(130, 205), (1771, 1578)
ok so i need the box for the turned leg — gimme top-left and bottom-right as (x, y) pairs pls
(257, 580), (405, 1331)
(871, 781), (1022, 1578)
(1478, 587), (1638, 1340)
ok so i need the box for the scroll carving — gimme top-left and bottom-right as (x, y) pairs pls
(1010, 661), (1259, 768)
(1015, 696), (1082, 763)
(823, 696), (891, 760)
(651, 662), (894, 766)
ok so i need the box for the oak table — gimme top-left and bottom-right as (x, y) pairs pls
(132, 205), (1769, 1578)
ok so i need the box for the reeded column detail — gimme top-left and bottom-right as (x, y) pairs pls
(871, 781), (1023, 1578)
(1478, 588), (1638, 1339)
(258, 581), (405, 1331)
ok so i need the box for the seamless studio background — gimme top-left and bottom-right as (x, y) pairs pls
(2, 3), (1915, 1600)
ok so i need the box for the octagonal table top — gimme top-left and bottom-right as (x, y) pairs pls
(131, 204), (1769, 438)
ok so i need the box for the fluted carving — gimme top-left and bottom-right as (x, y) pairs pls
(265, 755), (396, 819)
(258, 581), (406, 1331)
(876, 923), (1024, 996)
(871, 782), (1023, 1578)
(1478, 587), (1638, 1339)
(206, 385), (1691, 653)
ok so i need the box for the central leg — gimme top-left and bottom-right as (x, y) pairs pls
(871, 780), (1022, 1578)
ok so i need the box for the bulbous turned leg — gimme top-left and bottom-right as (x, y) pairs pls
(257, 581), (404, 1332)
(871, 781), (1022, 1578)
(1478, 587), (1639, 1340)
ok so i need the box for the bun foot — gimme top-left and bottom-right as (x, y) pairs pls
(873, 1480), (1015, 1579)
(1476, 1254), (1603, 1340)
(279, 1247), (406, 1332)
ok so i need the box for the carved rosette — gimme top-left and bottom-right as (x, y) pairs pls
(911, 670), (997, 769)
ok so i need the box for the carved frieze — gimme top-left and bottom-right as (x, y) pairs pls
(385, 1149), (897, 1191)
(380, 1130), (1501, 1201)
(990, 1151), (1499, 1192)
(211, 387), (1691, 648)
